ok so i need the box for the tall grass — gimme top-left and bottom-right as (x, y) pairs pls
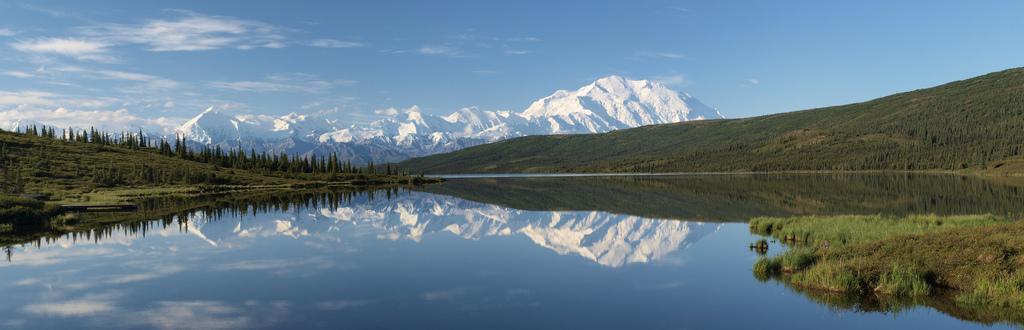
(956, 272), (1024, 308)
(789, 260), (861, 293)
(779, 248), (817, 272)
(749, 214), (1024, 323)
(753, 257), (781, 281)
(749, 214), (1004, 245)
(875, 261), (932, 297)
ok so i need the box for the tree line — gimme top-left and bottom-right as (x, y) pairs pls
(10, 125), (405, 177)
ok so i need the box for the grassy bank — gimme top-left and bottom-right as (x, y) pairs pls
(750, 214), (1024, 323)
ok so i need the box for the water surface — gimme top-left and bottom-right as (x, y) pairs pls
(1, 174), (1021, 329)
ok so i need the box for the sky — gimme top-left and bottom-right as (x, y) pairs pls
(1, 0), (1023, 133)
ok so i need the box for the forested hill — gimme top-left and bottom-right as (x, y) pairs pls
(0, 128), (420, 201)
(401, 68), (1024, 174)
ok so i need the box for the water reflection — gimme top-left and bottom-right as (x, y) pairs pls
(182, 192), (717, 267)
(0, 175), (1021, 329)
(423, 174), (1024, 219)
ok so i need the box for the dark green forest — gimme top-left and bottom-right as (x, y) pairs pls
(420, 175), (1024, 221)
(0, 126), (420, 200)
(402, 67), (1024, 174)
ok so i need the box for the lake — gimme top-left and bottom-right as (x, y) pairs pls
(1, 174), (1023, 329)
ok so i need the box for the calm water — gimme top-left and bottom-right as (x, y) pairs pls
(1, 174), (1023, 329)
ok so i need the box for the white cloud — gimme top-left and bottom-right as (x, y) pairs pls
(51, 66), (179, 90)
(315, 300), (372, 310)
(23, 293), (119, 317)
(10, 38), (115, 62)
(0, 91), (58, 107)
(105, 265), (186, 284)
(417, 45), (462, 57)
(3, 70), (37, 78)
(308, 39), (364, 48)
(374, 107), (399, 116)
(421, 288), (468, 301)
(0, 103), (183, 134)
(504, 49), (531, 55)
(208, 74), (350, 93)
(636, 51), (686, 59)
(652, 74), (687, 85)
(373, 105), (421, 118)
(78, 11), (287, 52)
(131, 301), (251, 330)
(0, 28), (16, 37)
(743, 78), (760, 86)
(23, 300), (117, 317)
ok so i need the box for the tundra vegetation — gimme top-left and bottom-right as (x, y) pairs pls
(750, 214), (1024, 325)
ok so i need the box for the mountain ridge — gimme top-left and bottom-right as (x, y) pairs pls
(170, 75), (722, 163)
(400, 67), (1024, 174)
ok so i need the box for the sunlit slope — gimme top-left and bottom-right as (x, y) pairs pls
(402, 68), (1024, 173)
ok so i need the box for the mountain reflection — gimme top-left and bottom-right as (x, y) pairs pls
(182, 191), (715, 267)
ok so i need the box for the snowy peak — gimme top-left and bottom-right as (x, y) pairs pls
(176, 107), (339, 149)
(177, 107), (244, 144)
(173, 75), (723, 163)
(522, 75), (723, 133)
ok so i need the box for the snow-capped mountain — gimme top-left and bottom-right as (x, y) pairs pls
(179, 190), (719, 267)
(173, 76), (723, 163)
(522, 75), (721, 133)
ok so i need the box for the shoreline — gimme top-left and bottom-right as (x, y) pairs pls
(432, 170), (1020, 179)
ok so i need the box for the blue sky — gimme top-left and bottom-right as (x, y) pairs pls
(1, 0), (1022, 132)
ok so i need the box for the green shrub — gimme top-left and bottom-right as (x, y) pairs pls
(753, 257), (781, 281)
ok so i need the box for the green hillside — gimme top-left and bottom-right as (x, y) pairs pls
(402, 68), (1024, 174)
(0, 129), (429, 204)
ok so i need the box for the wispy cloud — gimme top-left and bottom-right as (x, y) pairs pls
(208, 74), (352, 93)
(504, 49), (531, 55)
(0, 90), (61, 107)
(0, 28), (16, 37)
(421, 288), (468, 302)
(130, 301), (252, 330)
(77, 10), (287, 52)
(308, 39), (364, 48)
(22, 293), (119, 317)
(10, 38), (115, 62)
(652, 74), (687, 85)
(0, 104), (183, 133)
(51, 66), (179, 90)
(417, 45), (462, 57)
(636, 51), (686, 59)
(742, 78), (760, 86)
(3, 70), (37, 79)
(104, 265), (186, 284)
(372, 105), (421, 118)
(315, 300), (372, 310)
(0, 90), (183, 133)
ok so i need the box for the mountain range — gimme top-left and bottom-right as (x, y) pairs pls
(181, 190), (717, 267)
(176, 75), (722, 163)
(402, 67), (1024, 174)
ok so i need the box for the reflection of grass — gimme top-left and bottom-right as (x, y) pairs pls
(0, 195), (61, 223)
(956, 272), (1024, 309)
(750, 214), (1024, 325)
